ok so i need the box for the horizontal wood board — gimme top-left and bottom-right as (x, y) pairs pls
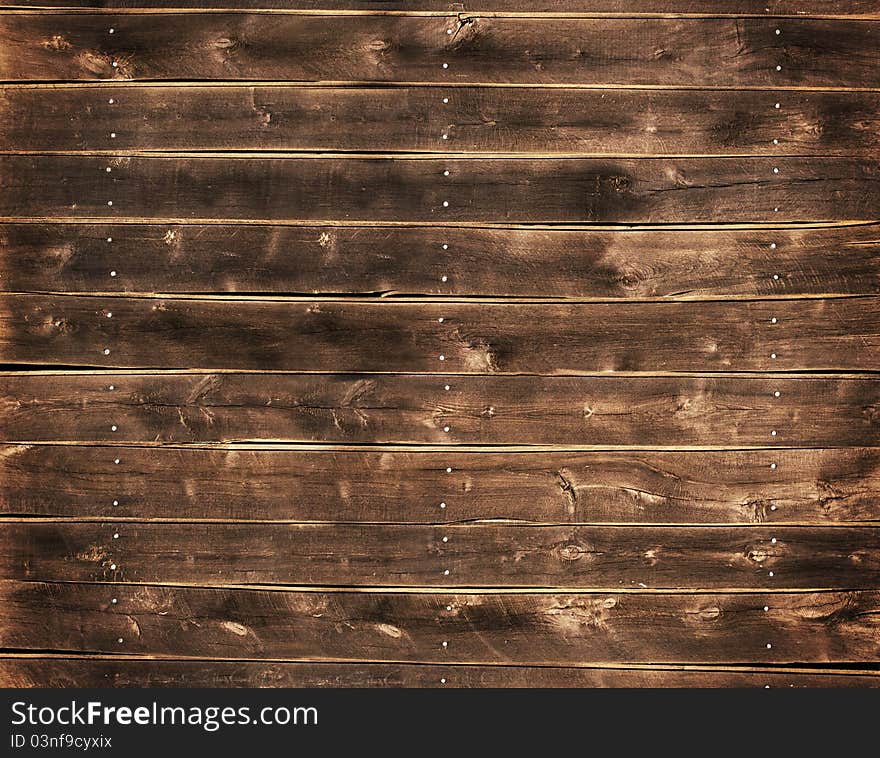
(2, 223), (879, 298)
(3, 155), (880, 223)
(1, 657), (878, 689)
(2, 295), (879, 372)
(1, 15), (878, 88)
(4, 86), (880, 156)
(1, 373), (879, 445)
(3, 581), (879, 664)
(3, 522), (879, 589)
(3, 445), (880, 524)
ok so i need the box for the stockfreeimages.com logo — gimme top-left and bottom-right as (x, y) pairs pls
(11, 701), (318, 733)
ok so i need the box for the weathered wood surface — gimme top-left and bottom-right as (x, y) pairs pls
(4, 2), (879, 17)
(2, 373), (877, 446)
(3, 222), (879, 298)
(2, 581), (878, 663)
(2, 657), (878, 689)
(2, 295), (879, 372)
(3, 522), (877, 589)
(1, 15), (878, 87)
(5, 86), (880, 157)
(4, 446), (880, 524)
(3, 156), (880, 224)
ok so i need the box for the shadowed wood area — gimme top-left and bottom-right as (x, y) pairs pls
(4, 657), (880, 689)
(3, 155), (880, 224)
(1, 3), (878, 688)
(3, 522), (879, 589)
(2, 295), (880, 372)
(2, 581), (879, 664)
(1, 374), (879, 446)
(5, 86), (880, 156)
(3, 445), (879, 524)
(1, 15), (878, 87)
(2, 223), (879, 298)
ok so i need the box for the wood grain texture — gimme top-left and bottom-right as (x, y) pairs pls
(3, 155), (879, 224)
(2, 373), (877, 445)
(2, 581), (878, 664)
(1, 15), (878, 87)
(2, 295), (879, 372)
(3, 2), (879, 16)
(2, 657), (878, 689)
(3, 446), (879, 524)
(3, 522), (877, 590)
(3, 222), (879, 298)
(5, 86), (880, 156)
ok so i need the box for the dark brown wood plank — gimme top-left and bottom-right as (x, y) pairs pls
(2, 657), (877, 689)
(3, 155), (879, 224)
(3, 3), (878, 16)
(1, 15), (877, 87)
(3, 522), (877, 590)
(3, 445), (879, 524)
(3, 222), (879, 298)
(2, 295), (879, 372)
(2, 580), (877, 663)
(2, 373), (877, 446)
(4, 86), (880, 156)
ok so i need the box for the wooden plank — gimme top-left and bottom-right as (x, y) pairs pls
(2, 580), (877, 663)
(2, 295), (879, 372)
(4, 86), (880, 157)
(2, 657), (878, 689)
(2, 522), (877, 590)
(3, 446), (880, 524)
(2, 155), (879, 224)
(3, 3), (879, 17)
(3, 222), (879, 298)
(1, 15), (878, 87)
(2, 373), (878, 446)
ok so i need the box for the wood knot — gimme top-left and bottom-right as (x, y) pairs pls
(610, 175), (631, 193)
(219, 621), (250, 637)
(699, 606), (721, 621)
(556, 543), (588, 562)
(616, 271), (642, 289)
(582, 404), (594, 420)
(747, 549), (768, 563)
(480, 405), (496, 419)
(44, 35), (71, 51)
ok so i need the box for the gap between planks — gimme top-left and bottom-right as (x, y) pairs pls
(3, 9), (880, 20)
(2, 218), (875, 230)
(2, 517), (878, 528)
(4, 578), (875, 595)
(3, 370), (878, 379)
(1, 653), (877, 677)
(8, 292), (880, 303)
(6, 151), (880, 160)
(5, 81), (880, 93)
(4, 291), (877, 304)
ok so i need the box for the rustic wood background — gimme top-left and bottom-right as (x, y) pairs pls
(1, 1), (879, 688)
